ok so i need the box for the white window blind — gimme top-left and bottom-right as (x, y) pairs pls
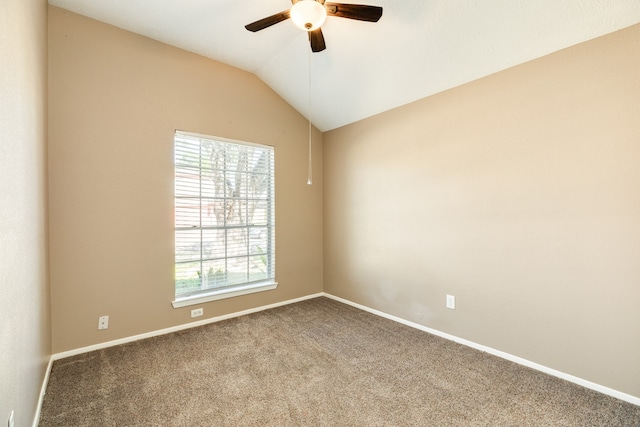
(174, 131), (275, 303)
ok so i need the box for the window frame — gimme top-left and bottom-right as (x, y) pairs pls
(172, 131), (277, 308)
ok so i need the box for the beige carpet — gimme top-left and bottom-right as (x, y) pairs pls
(40, 297), (640, 426)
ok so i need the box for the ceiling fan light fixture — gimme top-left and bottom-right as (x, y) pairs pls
(290, 0), (327, 31)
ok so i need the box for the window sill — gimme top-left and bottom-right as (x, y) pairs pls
(171, 281), (278, 308)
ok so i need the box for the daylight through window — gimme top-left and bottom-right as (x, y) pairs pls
(174, 131), (275, 304)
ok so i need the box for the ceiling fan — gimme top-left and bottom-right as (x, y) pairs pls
(245, 0), (383, 53)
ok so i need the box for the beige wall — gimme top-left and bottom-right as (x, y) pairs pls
(48, 7), (323, 353)
(0, 0), (51, 425)
(324, 24), (640, 397)
(44, 2), (640, 404)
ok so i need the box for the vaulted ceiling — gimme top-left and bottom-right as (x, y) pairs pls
(48, 0), (640, 131)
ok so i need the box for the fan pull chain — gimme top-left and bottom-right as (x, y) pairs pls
(308, 120), (313, 185)
(307, 47), (313, 186)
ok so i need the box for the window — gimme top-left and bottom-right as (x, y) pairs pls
(172, 131), (276, 307)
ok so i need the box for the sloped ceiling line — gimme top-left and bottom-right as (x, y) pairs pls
(48, 0), (640, 131)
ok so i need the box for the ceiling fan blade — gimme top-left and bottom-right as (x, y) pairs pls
(245, 10), (291, 32)
(325, 3), (383, 22)
(309, 28), (326, 52)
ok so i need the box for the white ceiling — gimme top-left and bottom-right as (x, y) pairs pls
(48, 0), (640, 132)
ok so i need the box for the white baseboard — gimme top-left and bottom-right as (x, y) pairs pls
(35, 290), (639, 423)
(322, 292), (640, 407)
(33, 356), (54, 427)
(52, 292), (324, 361)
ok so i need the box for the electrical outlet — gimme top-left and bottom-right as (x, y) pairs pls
(8, 410), (14, 427)
(446, 294), (456, 310)
(98, 315), (109, 330)
(191, 308), (203, 318)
